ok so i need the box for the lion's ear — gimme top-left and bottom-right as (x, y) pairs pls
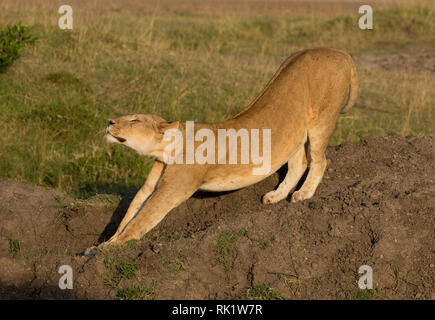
(151, 114), (166, 124)
(154, 121), (180, 137)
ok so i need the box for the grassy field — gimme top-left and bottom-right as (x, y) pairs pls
(0, 0), (434, 197)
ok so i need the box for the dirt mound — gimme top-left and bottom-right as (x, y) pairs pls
(0, 133), (433, 299)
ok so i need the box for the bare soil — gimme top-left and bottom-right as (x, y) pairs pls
(354, 46), (435, 74)
(0, 133), (434, 299)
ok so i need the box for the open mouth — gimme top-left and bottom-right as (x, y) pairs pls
(107, 130), (126, 143)
(113, 136), (126, 143)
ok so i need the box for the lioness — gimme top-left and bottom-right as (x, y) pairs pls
(102, 48), (357, 246)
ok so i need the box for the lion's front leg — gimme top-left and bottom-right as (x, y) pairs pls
(111, 160), (166, 239)
(104, 165), (203, 246)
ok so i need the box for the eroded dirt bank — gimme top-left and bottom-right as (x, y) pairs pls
(0, 133), (433, 299)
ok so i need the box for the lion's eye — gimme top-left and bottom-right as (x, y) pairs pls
(130, 119), (140, 124)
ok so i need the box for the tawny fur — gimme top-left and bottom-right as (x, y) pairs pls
(101, 48), (358, 246)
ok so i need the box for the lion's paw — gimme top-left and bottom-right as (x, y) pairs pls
(262, 191), (283, 204)
(83, 245), (98, 257)
(291, 189), (313, 203)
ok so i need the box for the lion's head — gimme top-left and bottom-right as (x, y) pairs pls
(105, 114), (179, 156)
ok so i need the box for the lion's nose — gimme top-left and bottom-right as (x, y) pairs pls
(108, 119), (116, 126)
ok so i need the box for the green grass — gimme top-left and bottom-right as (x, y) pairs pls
(214, 231), (237, 272)
(392, 266), (419, 291)
(339, 267), (389, 300)
(8, 238), (22, 255)
(240, 284), (286, 300)
(53, 195), (67, 208)
(103, 256), (139, 288)
(103, 253), (157, 299)
(351, 289), (375, 300)
(116, 284), (158, 300)
(164, 252), (187, 278)
(118, 260), (138, 279)
(0, 3), (433, 197)
(77, 193), (121, 210)
(0, 23), (36, 73)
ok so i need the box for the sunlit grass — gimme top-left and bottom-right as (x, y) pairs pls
(0, 1), (433, 197)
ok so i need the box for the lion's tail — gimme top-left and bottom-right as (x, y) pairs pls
(340, 56), (358, 114)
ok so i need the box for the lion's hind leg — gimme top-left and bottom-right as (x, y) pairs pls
(262, 144), (307, 204)
(291, 126), (330, 203)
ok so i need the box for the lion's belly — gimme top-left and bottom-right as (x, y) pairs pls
(199, 132), (307, 192)
(199, 161), (284, 192)
(199, 174), (266, 192)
